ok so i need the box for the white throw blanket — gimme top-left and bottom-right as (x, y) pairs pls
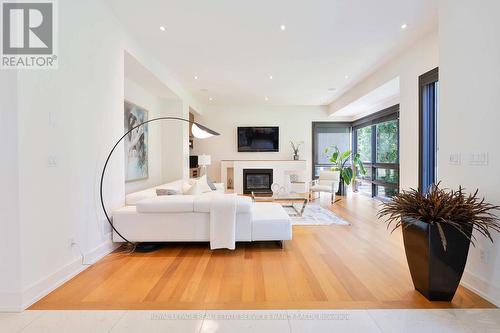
(209, 194), (237, 250)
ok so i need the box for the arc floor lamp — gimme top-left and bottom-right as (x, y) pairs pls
(99, 116), (220, 247)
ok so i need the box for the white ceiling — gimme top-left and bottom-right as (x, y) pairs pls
(330, 77), (400, 121)
(105, 0), (437, 106)
(124, 51), (179, 100)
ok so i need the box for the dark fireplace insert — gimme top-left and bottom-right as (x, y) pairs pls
(243, 169), (273, 194)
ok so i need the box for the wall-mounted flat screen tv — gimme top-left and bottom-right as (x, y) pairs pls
(237, 126), (279, 152)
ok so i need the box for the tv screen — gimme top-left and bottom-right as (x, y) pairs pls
(237, 127), (279, 152)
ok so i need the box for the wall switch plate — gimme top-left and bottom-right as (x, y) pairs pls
(449, 153), (461, 165)
(47, 156), (58, 167)
(469, 152), (489, 166)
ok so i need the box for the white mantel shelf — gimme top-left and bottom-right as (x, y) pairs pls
(221, 160), (308, 194)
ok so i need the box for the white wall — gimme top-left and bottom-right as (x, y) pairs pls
(15, 0), (127, 306)
(191, 105), (331, 182)
(124, 79), (163, 193)
(439, 0), (500, 306)
(0, 71), (22, 310)
(4, 0), (197, 311)
(329, 31), (439, 190)
(161, 100), (189, 183)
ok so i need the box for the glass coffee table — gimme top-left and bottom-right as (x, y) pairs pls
(251, 192), (309, 217)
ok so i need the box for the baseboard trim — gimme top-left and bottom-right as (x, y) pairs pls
(0, 292), (22, 312)
(19, 239), (120, 311)
(461, 270), (500, 307)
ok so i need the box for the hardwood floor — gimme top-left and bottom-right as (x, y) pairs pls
(30, 194), (495, 310)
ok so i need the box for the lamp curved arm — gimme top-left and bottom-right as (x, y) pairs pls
(99, 116), (219, 244)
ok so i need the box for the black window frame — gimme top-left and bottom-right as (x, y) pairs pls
(311, 105), (400, 200)
(311, 121), (352, 180)
(352, 105), (400, 199)
(419, 67), (439, 193)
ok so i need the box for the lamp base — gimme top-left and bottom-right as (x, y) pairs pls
(135, 242), (164, 252)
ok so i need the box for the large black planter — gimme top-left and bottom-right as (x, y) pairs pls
(402, 217), (472, 301)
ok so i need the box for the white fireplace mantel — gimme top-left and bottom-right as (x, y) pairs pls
(220, 159), (307, 194)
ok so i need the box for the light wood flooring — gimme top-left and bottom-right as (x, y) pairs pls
(30, 194), (495, 310)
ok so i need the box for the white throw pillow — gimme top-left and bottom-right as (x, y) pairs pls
(185, 181), (203, 195)
(182, 175), (212, 195)
(197, 175), (212, 193)
(182, 182), (192, 194)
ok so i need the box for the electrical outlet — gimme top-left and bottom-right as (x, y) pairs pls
(449, 153), (461, 165)
(102, 219), (112, 235)
(47, 155), (58, 168)
(469, 152), (489, 166)
(479, 249), (489, 264)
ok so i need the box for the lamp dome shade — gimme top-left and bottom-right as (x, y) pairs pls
(192, 123), (219, 139)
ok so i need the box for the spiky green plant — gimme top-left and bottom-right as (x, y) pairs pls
(324, 146), (366, 185)
(378, 183), (500, 250)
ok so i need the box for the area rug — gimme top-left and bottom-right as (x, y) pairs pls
(285, 203), (350, 226)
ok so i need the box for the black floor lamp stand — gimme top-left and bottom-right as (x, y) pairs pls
(99, 116), (219, 251)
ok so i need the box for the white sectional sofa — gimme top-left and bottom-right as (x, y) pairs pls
(113, 179), (292, 247)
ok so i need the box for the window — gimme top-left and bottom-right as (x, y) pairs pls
(419, 67), (439, 193)
(353, 105), (399, 199)
(312, 106), (399, 199)
(356, 126), (372, 163)
(312, 122), (351, 179)
(376, 120), (399, 164)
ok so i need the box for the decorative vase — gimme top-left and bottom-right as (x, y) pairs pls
(293, 154), (299, 160)
(271, 183), (281, 196)
(402, 217), (472, 301)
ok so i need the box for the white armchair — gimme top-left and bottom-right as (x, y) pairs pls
(309, 170), (340, 203)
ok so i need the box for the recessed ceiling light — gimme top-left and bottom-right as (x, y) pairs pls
(194, 75), (198, 80)
(269, 75), (273, 80)
(209, 97), (213, 101)
(200, 88), (208, 92)
(159, 26), (166, 31)
(265, 97), (269, 101)
(280, 24), (286, 31)
(401, 23), (407, 30)
(344, 75), (349, 79)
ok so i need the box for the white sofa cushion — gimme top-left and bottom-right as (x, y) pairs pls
(136, 195), (195, 213)
(251, 202), (292, 241)
(126, 179), (185, 205)
(193, 194), (252, 213)
(126, 188), (157, 206)
(126, 179), (226, 206)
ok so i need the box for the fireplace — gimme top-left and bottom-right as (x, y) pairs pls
(243, 169), (273, 194)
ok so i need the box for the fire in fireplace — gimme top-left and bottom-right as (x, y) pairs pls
(243, 169), (273, 194)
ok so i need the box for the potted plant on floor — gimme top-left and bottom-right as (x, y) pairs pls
(378, 183), (500, 301)
(324, 145), (366, 195)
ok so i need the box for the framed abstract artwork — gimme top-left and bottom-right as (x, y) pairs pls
(124, 100), (148, 182)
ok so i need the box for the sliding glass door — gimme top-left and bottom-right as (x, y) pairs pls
(353, 106), (399, 199)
